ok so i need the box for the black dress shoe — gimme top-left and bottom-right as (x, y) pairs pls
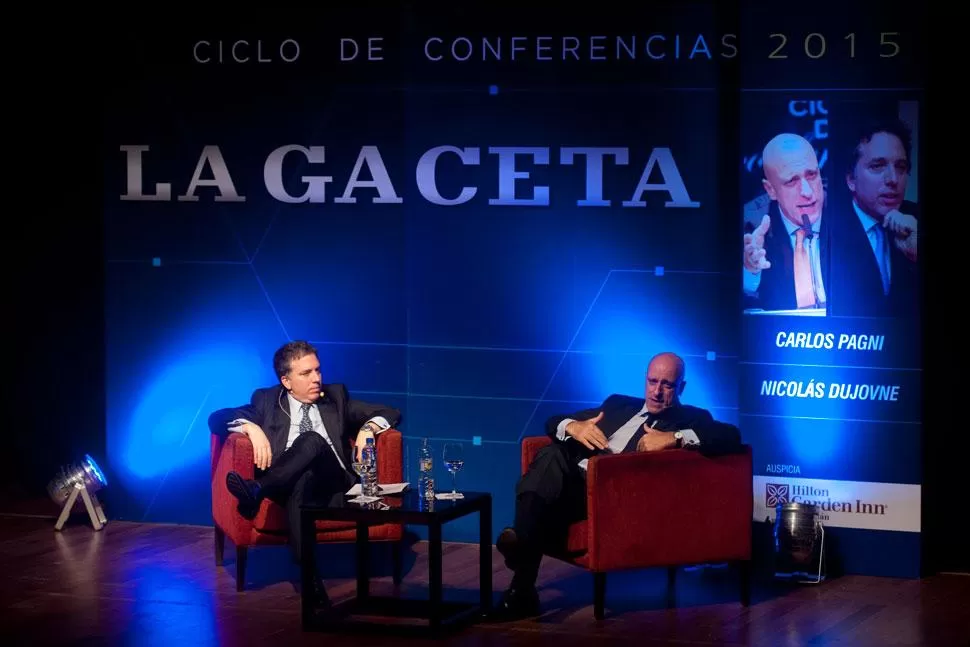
(488, 585), (540, 622)
(226, 471), (261, 519)
(496, 527), (522, 570)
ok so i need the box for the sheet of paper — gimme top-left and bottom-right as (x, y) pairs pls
(436, 492), (465, 500)
(345, 482), (410, 496)
(348, 495), (382, 504)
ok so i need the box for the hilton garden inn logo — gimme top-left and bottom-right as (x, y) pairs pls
(765, 483), (790, 507)
(753, 476), (921, 533)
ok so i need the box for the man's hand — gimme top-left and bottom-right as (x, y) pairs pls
(354, 424), (377, 461)
(743, 214), (772, 273)
(565, 412), (609, 451)
(228, 420), (273, 470)
(884, 209), (917, 262)
(636, 427), (678, 452)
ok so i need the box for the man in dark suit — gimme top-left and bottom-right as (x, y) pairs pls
(492, 352), (742, 619)
(743, 133), (829, 313)
(829, 118), (919, 318)
(210, 340), (401, 599)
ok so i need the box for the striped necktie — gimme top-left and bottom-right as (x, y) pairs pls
(299, 403), (313, 434)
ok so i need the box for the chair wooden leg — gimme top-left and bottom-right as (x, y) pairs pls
(593, 572), (606, 620)
(392, 541), (404, 585)
(235, 546), (248, 592)
(214, 527), (225, 566)
(666, 566), (677, 608)
(739, 560), (752, 607)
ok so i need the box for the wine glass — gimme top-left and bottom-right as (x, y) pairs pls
(442, 443), (464, 499)
(351, 460), (377, 498)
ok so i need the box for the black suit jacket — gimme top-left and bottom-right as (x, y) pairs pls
(743, 204), (831, 312)
(828, 199), (919, 318)
(545, 394), (742, 460)
(209, 383), (402, 469)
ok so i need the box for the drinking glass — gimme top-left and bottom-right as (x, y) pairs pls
(441, 443), (464, 499)
(351, 461), (375, 497)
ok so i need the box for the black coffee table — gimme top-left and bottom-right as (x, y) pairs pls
(300, 490), (492, 635)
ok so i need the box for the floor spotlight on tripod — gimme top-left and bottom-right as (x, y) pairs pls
(48, 454), (108, 531)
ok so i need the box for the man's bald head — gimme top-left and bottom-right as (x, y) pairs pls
(649, 352), (685, 381)
(762, 134), (816, 175)
(645, 352), (686, 414)
(761, 133), (824, 226)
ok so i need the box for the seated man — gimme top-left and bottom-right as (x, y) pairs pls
(211, 340), (401, 601)
(493, 352), (741, 619)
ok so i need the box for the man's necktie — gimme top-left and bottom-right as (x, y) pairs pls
(793, 228), (816, 308)
(807, 232), (826, 306)
(299, 403), (313, 435)
(622, 413), (654, 453)
(871, 223), (891, 296)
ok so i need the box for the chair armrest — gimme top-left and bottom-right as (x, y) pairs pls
(210, 432), (256, 539)
(522, 436), (554, 475)
(211, 432), (256, 480)
(584, 446), (753, 571)
(376, 429), (403, 483)
(209, 408), (247, 477)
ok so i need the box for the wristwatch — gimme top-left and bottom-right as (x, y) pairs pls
(673, 431), (684, 448)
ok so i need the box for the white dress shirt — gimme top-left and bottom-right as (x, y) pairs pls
(555, 405), (701, 470)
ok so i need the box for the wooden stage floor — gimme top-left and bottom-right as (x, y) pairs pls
(1, 514), (968, 646)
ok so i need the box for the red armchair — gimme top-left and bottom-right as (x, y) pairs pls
(521, 436), (753, 619)
(211, 426), (405, 591)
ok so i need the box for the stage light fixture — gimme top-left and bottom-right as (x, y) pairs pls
(48, 454), (109, 531)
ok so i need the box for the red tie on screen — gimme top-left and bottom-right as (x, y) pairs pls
(793, 228), (815, 308)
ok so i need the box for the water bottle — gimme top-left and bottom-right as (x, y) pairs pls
(418, 437), (434, 499)
(362, 437), (379, 496)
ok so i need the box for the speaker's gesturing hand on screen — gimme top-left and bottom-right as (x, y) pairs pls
(228, 419), (273, 470)
(743, 214), (772, 273)
(884, 209), (917, 262)
(565, 412), (609, 451)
